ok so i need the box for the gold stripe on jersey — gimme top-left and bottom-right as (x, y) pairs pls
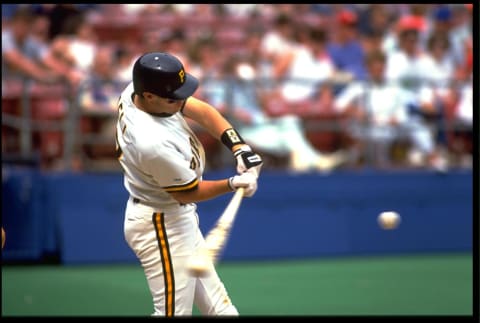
(163, 177), (199, 192)
(153, 212), (175, 316)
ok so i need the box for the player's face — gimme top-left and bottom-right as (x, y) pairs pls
(153, 96), (186, 114)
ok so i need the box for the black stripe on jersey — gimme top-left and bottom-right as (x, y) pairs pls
(163, 177), (199, 193)
(153, 212), (175, 316)
(189, 137), (201, 161)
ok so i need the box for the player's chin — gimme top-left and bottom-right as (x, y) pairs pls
(168, 105), (184, 114)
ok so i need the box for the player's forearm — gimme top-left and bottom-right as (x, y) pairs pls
(169, 179), (232, 204)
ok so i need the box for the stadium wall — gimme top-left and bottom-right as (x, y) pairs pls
(1, 168), (473, 264)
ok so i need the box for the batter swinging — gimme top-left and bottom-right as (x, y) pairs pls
(116, 52), (263, 316)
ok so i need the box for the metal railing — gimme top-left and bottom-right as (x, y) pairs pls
(1, 76), (473, 171)
(2, 78), (78, 168)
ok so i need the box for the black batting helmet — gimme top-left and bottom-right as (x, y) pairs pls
(132, 52), (198, 100)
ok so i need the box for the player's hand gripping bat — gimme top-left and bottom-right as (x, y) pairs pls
(187, 187), (245, 277)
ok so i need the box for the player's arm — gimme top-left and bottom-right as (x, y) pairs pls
(146, 142), (257, 204)
(169, 175), (257, 204)
(169, 179), (229, 204)
(169, 179), (230, 204)
(183, 97), (263, 176)
(183, 96), (242, 149)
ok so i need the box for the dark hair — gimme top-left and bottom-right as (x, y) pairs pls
(161, 28), (185, 43)
(399, 29), (419, 40)
(60, 13), (86, 36)
(427, 32), (450, 51)
(11, 6), (33, 22)
(364, 49), (386, 65)
(273, 13), (291, 27)
(308, 28), (327, 44)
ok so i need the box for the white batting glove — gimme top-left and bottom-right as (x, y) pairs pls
(228, 171), (258, 197)
(234, 145), (263, 178)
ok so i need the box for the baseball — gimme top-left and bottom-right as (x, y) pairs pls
(378, 211), (401, 230)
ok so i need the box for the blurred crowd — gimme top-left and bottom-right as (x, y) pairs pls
(2, 4), (473, 172)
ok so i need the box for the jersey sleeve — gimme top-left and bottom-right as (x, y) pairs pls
(141, 141), (199, 193)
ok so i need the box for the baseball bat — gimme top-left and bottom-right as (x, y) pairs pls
(187, 187), (245, 277)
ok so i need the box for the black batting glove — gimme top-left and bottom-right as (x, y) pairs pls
(234, 145), (263, 178)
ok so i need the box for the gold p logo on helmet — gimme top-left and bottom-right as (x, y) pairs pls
(178, 69), (185, 83)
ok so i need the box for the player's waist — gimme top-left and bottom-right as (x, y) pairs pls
(129, 195), (195, 213)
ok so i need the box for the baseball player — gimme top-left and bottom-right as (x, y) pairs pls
(116, 52), (263, 316)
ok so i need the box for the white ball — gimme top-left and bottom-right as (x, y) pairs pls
(378, 211), (401, 230)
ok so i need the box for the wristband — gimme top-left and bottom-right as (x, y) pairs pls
(221, 128), (245, 150)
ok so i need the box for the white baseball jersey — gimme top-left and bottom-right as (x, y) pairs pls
(115, 82), (206, 211)
(118, 82), (238, 316)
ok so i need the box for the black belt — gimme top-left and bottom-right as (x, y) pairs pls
(132, 196), (187, 208)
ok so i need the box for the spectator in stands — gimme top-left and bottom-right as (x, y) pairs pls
(119, 3), (164, 16)
(188, 34), (227, 81)
(380, 5), (430, 54)
(114, 44), (138, 84)
(79, 45), (127, 113)
(430, 5), (471, 69)
(223, 4), (261, 18)
(44, 4), (82, 41)
(77, 45), (127, 164)
(384, 15), (426, 90)
(414, 32), (457, 151)
(259, 13), (296, 81)
(2, 6), (82, 86)
(455, 83), (472, 128)
(253, 23), (344, 116)
(238, 25), (278, 104)
(238, 25), (269, 74)
(357, 5), (393, 55)
(384, 12), (459, 164)
(419, 32), (456, 88)
(453, 72), (472, 145)
(448, 47), (472, 168)
(141, 30), (163, 53)
(29, 11), (51, 45)
(333, 49), (446, 171)
(276, 26), (336, 105)
(361, 29), (387, 56)
(158, 28), (192, 71)
(327, 9), (367, 82)
(199, 54), (347, 173)
(357, 4), (391, 38)
(49, 13), (98, 78)
(407, 4), (432, 48)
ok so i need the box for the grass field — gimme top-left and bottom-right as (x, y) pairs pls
(1, 253), (474, 317)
